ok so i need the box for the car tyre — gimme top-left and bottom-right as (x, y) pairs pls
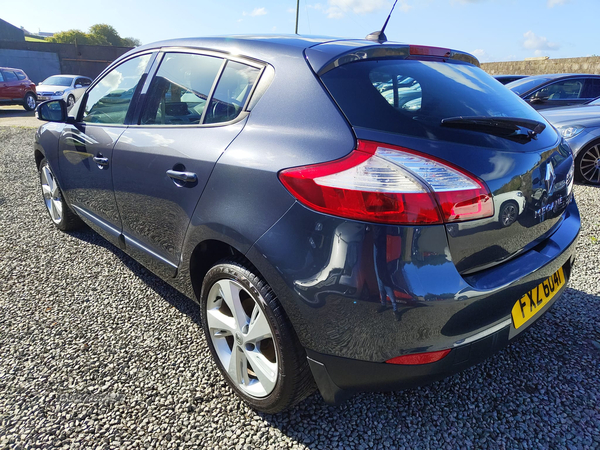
(200, 258), (315, 413)
(574, 140), (600, 185)
(67, 95), (76, 109)
(499, 200), (519, 227)
(39, 158), (84, 231)
(23, 92), (36, 111)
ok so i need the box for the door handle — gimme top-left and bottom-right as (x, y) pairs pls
(166, 170), (198, 184)
(93, 155), (109, 167)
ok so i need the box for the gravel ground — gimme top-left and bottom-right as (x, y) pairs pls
(1, 126), (599, 450)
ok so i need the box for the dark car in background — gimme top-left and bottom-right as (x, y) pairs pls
(0, 67), (37, 110)
(507, 73), (600, 110)
(494, 74), (527, 85)
(542, 96), (600, 184)
(34, 36), (579, 413)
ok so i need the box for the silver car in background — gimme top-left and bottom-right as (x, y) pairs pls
(36, 75), (92, 108)
(542, 97), (600, 185)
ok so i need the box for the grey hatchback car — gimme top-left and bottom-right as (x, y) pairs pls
(35, 35), (580, 413)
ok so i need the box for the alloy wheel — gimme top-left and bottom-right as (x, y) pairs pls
(501, 203), (518, 226)
(579, 144), (600, 184)
(40, 165), (63, 224)
(26, 94), (36, 110)
(206, 279), (278, 398)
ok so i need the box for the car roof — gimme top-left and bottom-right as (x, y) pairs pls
(522, 73), (600, 81)
(119, 34), (479, 75)
(0, 67), (25, 71)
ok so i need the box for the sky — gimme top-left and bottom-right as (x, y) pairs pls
(0, 0), (597, 62)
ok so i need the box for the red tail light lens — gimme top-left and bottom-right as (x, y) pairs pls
(386, 349), (451, 365)
(278, 140), (493, 225)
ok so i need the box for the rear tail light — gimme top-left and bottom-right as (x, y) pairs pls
(386, 349), (451, 365)
(279, 140), (493, 225)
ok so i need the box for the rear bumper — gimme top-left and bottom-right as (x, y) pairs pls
(247, 199), (579, 400)
(306, 278), (569, 404)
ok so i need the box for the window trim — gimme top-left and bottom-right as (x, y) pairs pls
(128, 47), (268, 129)
(76, 50), (158, 126)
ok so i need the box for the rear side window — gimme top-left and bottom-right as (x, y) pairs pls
(83, 53), (152, 125)
(140, 53), (224, 125)
(1, 70), (18, 82)
(204, 61), (260, 124)
(320, 59), (556, 149)
(16, 71), (27, 80)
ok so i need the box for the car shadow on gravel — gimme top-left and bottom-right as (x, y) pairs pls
(66, 226), (201, 324)
(64, 225), (600, 449)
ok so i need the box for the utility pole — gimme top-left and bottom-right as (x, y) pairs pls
(295, 0), (300, 34)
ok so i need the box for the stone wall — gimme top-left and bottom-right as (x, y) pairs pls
(481, 57), (600, 76)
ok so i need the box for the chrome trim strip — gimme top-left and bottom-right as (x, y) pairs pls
(71, 205), (121, 238)
(123, 235), (178, 270)
(453, 318), (512, 347)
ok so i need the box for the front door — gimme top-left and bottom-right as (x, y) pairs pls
(57, 53), (154, 247)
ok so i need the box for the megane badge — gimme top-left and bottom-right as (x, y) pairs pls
(545, 162), (556, 195)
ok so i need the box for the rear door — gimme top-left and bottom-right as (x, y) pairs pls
(57, 52), (154, 247)
(112, 51), (263, 278)
(0, 70), (20, 100)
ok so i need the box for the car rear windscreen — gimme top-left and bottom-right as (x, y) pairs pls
(320, 59), (557, 149)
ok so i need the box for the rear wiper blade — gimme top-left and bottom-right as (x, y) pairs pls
(440, 116), (546, 140)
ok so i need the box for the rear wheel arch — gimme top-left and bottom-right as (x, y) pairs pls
(34, 149), (45, 170)
(189, 239), (253, 301)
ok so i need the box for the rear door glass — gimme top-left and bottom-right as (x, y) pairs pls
(140, 53), (224, 125)
(204, 61), (261, 124)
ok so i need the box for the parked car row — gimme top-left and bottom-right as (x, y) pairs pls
(494, 73), (600, 185)
(0, 66), (92, 111)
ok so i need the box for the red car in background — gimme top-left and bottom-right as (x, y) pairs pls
(0, 67), (37, 111)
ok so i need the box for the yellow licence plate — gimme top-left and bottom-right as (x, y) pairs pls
(511, 267), (565, 329)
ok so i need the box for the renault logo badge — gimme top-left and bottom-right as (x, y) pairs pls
(545, 162), (556, 195)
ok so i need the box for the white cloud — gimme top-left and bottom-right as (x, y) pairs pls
(243, 7), (267, 17)
(522, 30), (560, 53)
(470, 49), (494, 63)
(547, 0), (569, 7)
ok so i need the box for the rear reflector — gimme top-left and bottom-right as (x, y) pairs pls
(279, 140), (493, 225)
(386, 349), (451, 365)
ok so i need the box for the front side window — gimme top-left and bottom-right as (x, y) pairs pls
(530, 79), (584, 100)
(140, 53), (224, 125)
(83, 53), (152, 125)
(76, 78), (91, 87)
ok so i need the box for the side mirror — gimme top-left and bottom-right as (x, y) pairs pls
(75, 84), (83, 88)
(36, 99), (68, 122)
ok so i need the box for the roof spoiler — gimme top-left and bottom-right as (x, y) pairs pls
(312, 44), (480, 76)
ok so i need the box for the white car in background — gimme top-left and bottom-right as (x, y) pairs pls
(36, 75), (92, 108)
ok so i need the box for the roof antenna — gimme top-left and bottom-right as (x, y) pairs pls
(365, 0), (398, 43)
